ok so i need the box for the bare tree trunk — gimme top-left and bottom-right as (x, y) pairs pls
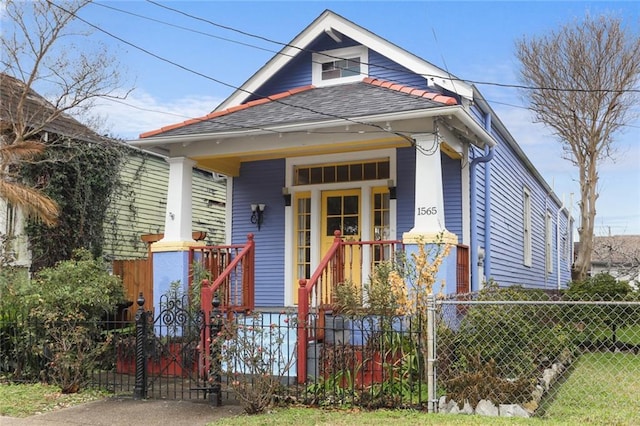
(573, 154), (599, 281)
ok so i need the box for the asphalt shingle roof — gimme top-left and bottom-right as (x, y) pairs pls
(0, 73), (105, 144)
(141, 78), (457, 138)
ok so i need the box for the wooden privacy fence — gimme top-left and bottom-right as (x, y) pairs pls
(112, 258), (152, 319)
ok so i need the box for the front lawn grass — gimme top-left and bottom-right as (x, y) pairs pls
(0, 382), (107, 418)
(216, 352), (640, 425)
(540, 352), (640, 424)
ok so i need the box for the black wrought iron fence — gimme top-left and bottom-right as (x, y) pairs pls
(2, 289), (639, 420)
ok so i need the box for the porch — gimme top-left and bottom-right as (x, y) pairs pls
(191, 232), (469, 384)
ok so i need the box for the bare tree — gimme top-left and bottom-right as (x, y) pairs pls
(516, 14), (640, 281)
(0, 0), (129, 226)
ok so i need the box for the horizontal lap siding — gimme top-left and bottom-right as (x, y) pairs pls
(103, 151), (226, 260)
(247, 36), (359, 100)
(442, 154), (463, 240)
(247, 53), (311, 100)
(232, 159), (286, 306)
(485, 127), (568, 289)
(192, 168), (227, 245)
(396, 147), (416, 234)
(369, 50), (426, 89)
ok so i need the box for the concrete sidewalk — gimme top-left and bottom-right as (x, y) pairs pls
(0, 397), (244, 426)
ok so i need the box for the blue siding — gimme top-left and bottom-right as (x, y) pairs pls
(246, 37), (443, 104)
(248, 53), (311, 101)
(369, 50), (426, 89)
(483, 124), (571, 289)
(232, 159), (286, 306)
(442, 153), (463, 240)
(396, 147), (415, 235)
(247, 35), (360, 100)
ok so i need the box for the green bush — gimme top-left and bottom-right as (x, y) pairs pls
(564, 273), (640, 347)
(566, 273), (633, 300)
(439, 283), (575, 405)
(28, 249), (125, 392)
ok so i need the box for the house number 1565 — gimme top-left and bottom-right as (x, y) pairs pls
(417, 206), (437, 216)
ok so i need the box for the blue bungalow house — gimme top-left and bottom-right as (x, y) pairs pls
(131, 10), (573, 316)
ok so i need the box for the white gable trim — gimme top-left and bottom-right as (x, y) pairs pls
(217, 11), (473, 111)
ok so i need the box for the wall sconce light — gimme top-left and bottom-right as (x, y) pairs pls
(282, 187), (291, 207)
(387, 179), (397, 200)
(251, 203), (266, 230)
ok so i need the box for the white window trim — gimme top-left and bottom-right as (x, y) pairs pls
(523, 187), (532, 267)
(545, 211), (553, 274)
(312, 46), (368, 87)
(284, 149), (396, 306)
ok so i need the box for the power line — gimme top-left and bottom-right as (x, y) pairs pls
(144, 0), (640, 95)
(92, 2), (279, 55)
(87, 2), (640, 133)
(47, 1), (640, 143)
(49, 1), (420, 147)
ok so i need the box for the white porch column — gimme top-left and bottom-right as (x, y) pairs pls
(404, 133), (457, 244)
(403, 133), (458, 295)
(161, 156), (196, 243)
(150, 156), (199, 317)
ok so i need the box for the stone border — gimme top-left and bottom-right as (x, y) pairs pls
(438, 350), (574, 418)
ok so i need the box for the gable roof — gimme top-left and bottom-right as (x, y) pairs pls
(217, 10), (473, 112)
(588, 235), (640, 267)
(0, 73), (106, 144)
(140, 78), (457, 139)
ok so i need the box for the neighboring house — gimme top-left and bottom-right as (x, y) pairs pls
(577, 235), (640, 288)
(103, 147), (227, 261)
(132, 10), (573, 310)
(0, 73), (226, 272)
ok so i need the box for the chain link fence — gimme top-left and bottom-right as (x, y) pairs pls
(435, 290), (640, 419)
(2, 287), (639, 420)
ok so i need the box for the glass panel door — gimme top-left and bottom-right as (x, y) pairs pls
(321, 189), (362, 295)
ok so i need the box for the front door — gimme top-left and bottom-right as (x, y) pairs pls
(321, 189), (362, 289)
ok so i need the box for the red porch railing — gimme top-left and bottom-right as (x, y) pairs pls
(296, 231), (404, 384)
(190, 233), (256, 318)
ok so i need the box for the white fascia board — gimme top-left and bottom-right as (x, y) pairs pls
(323, 17), (473, 100)
(217, 11), (337, 111)
(130, 106), (496, 152)
(218, 11), (473, 110)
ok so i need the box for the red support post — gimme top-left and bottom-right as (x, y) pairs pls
(297, 279), (309, 384)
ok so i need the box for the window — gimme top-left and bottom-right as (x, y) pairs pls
(545, 212), (553, 273)
(321, 57), (360, 80)
(523, 188), (532, 267)
(294, 159), (389, 186)
(312, 46), (368, 87)
(371, 187), (390, 265)
(294, 193), (312, 281)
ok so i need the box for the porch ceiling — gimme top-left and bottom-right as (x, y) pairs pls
(192, 134), (411, 176)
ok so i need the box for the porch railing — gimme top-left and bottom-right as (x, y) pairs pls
(296, 230), (404, 383)
(189, 233), (256, 318)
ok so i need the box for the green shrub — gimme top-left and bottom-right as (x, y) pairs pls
(566, 273), (633, 300)
(28, 249), (125, 392)
(564, 273), (640, 346)
(439, 283), (575, 406)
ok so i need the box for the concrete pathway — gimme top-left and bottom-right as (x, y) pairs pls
(0, 397), (244, 426)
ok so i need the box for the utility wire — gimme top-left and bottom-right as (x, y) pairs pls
(50, 1), (420, 147)
(113, 1), (640, 132)
(144, 0), (640, 95)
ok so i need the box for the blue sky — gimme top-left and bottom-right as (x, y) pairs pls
(35, 2), (640, 235)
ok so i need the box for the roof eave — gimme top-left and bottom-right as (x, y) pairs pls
(129, 105), (496, 150)
(217, 11), (473, 111)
